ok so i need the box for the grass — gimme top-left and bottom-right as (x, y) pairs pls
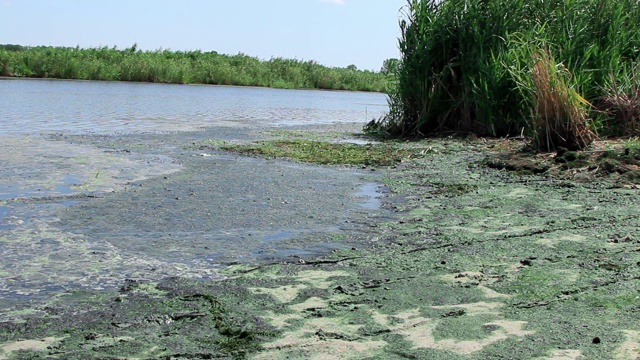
(600, 70), (640, 136)
(220, 140), (420, 166)
(625, 137), (640, 150)
(0, 44), (388, 92)
(529, 50), (594, 151)
(370, 0), (640, 150)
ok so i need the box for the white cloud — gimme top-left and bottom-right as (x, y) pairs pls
(319, 0), (345, 5)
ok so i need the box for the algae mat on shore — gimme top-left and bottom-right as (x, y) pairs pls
(1, 136), (639, 359)
(0, 126), (392, 308)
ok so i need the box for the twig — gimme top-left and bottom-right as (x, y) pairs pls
(299, 256), (364, 266)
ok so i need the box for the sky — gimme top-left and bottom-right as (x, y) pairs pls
(1, 0), (407, 71)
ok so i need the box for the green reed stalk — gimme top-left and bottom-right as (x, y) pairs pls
(375, 0), (640, 148)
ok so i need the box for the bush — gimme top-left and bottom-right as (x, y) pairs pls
(0, 45), (388, 93)
(373, 0), (640, 150)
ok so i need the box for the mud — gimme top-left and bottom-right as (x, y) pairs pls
(483, 139), (640, 185)
(1, 131), (639, 359)
(0, 124), (393, 312)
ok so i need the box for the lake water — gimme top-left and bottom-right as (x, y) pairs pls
(0, 78), (389, 135)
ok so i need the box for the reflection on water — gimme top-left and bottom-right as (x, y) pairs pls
(358, 182), (384, 210)
(0, 78), (389, 135)
(0, 174), (82, 201)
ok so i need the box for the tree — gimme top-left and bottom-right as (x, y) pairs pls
(0, 44), (24, 52)
(380, 58), (398, 75)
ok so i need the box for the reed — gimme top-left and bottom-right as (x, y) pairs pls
(599, 69), (640, 137)
(0, 45), (387, 92)
(373, 0), (640, 149)
(529, 50), (594, 151)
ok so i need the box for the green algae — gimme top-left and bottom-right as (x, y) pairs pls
(1, 132), (640, 359)
(0, 279), (276, 359)
(219, 139), (421, 166)
(224, 137), (640, 358)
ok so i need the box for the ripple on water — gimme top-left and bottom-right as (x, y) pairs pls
(0, 206), (11, 230)
(0, 79), (389, 135)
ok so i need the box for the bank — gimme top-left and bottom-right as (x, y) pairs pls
(0, 127), (639, 359)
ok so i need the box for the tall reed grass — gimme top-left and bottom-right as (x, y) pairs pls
(373, 0), (640, 149)
(0, 45), (387, 92)
(529, 50), (594, 151)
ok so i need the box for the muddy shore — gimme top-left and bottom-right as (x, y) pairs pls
(1, 125), (639, 359)
(0, 123), (393, 310)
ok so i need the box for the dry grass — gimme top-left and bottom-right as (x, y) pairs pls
(600, 71), (640, 136)
(531, 51), (595, 151)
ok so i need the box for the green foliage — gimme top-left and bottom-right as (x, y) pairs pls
(625, 137), (640, 150)
(373, 0), (640, 149)
(0, 44), (24, 52)
(380, 58), (399, 76)
(0, 45), (388, 92)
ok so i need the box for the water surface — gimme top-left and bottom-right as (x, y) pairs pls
(0, 79), (393, 306)
(0, 78), (388, 135)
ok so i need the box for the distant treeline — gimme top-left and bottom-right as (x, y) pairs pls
(0, 44), (388, 92)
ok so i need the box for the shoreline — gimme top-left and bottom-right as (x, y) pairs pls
(1, 127), (639, 359)
(0, 76), (387, 95)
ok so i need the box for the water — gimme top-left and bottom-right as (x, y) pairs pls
(358, 183), (385, 210)
(0, 206), (11, 230)
(0, 174), (81, 201)
(0, 78), (392, 306)
(0, 78), (388, 135)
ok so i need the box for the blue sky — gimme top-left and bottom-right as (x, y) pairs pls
(1, 0), (406, 71)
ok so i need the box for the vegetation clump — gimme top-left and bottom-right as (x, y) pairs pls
(219, 140), (419, 166)
(370, 0), (640, 150)
(483, 138), (640, 184)
(0, 44), (387, 92)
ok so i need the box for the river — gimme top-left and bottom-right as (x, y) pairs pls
(0, 78), (388, 135)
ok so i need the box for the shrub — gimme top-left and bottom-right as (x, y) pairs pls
(373, 0), (640, 150)
(0, 45), (388, 92)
